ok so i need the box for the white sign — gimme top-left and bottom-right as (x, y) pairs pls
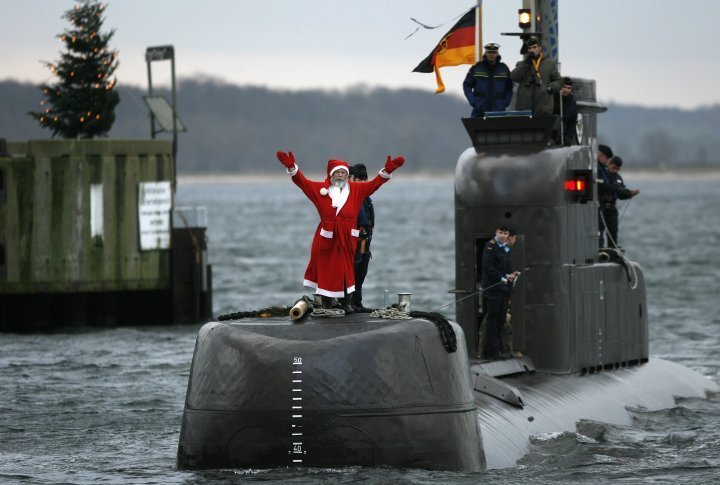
(138, 181), (172, 250)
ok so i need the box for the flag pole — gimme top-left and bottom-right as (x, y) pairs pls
(475, 0), (483, 63)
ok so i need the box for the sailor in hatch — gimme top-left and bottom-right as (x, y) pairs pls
(481, 225), (520, 359)
(275, 150), (404, 313)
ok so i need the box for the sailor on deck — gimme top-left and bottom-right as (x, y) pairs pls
(481, 225), (519, 359)
(276, 151), (404, 312)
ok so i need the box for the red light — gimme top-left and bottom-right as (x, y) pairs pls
(565, 179), (586, 191)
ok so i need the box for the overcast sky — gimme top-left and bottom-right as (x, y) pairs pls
(1, 0), (717, 109)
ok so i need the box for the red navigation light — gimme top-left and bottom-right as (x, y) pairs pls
(565, 170), (593, 203)
(565, 179), (586, 191)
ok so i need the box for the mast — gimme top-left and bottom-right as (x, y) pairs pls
(475, 1), (483, 63)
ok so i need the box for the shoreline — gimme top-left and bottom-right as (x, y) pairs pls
(177, 168), (720, 184)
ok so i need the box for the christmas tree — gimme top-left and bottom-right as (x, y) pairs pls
(30, 1), (119, 138)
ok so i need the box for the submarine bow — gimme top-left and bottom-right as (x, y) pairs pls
(177, 315), (485, 471)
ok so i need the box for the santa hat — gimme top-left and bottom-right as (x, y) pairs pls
(327, 159), (349, 177)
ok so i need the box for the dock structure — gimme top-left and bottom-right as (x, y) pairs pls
(0, 139), (212, 330)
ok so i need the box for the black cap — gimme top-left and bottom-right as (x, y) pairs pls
(562, 77), (573, 87)
(484, 42), (500, 52)
(526, 36), (540, 47)
(598, 144), (613, 158)
(610, 156), (623, 167)
(350, 163), (368, 181)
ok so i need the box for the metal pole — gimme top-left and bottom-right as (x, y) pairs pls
(170, 47), (178, 191)
(559, 92), (564, 145)
(146, 55), (156, 139)
(475, 1), (483, 63)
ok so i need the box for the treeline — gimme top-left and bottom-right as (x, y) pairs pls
(2, 78), (718, 173)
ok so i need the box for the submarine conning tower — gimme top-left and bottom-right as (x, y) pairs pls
(454, 78), (649, 374)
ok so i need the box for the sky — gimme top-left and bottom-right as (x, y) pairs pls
(1, 0), (717, 109)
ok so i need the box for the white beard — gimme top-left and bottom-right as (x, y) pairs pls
(328, 183), (350, 213)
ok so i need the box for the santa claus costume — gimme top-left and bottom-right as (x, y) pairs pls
(276, 151), (404, 299)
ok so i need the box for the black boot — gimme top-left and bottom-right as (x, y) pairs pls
(321, 296), (333, 309)
(342, 295), (355, 314)
(342, 298), (355, 315)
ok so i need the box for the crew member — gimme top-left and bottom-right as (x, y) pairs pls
(349, 163), (374, 312)
(481, 225), (519, 359)
(462, 42), (513, 118)
(553, 77), (578, 145)
(596, 144), (613, 247)
(502, 227), (519, 357)
(275, 151), (404, 313)
(601, 156), (640, 248)
(510, 36), (562, 116)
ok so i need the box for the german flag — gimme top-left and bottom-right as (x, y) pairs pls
(413, 9), (477, 93)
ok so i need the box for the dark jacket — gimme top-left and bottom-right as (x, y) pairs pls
(608, 172), (634, 201)
(510, 53), (562, 116)
(554, 92), (578, 145)
(357, 196), (374, 245)
(481, 238), (512, 296)
(463, 55), (513, 118)
(598, 166), (634, 205)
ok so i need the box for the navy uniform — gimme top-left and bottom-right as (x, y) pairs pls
(596, 145), (614, 247)
(552, 77), (579, 146)
(481, 234), (513, 359)
(350, 164), (374, 311)
(600, 156), (638, 248)
(462, 43), (513, 118)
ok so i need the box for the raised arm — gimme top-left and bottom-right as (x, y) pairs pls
(356, 155), (405, 199)
(276, 150), (320, 202)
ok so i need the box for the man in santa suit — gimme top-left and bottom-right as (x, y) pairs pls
(276, 150), (405, 313)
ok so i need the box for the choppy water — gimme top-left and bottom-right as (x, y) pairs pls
(2, 175), (719, 484)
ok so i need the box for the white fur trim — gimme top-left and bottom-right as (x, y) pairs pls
(303, 279), (318, 289)
(314, 285), (355, 298)
(320, 228), (334, 238)
(286, 164), (298, 176)
(329, 165), (349, 176)
(379, 169), (392, 179)
(351, 228), (360, 237)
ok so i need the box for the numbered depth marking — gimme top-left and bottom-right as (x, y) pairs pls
(288, 356), (307, 465)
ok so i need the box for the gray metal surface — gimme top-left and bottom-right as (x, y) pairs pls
(453, 117), (647, 373)
(177, 314), (484, 471)
(475, 358), (718, 469)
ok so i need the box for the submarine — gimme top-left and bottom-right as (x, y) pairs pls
(176, 0), (718, 472)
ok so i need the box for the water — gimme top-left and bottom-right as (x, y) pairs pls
(2, 175), (719, 484)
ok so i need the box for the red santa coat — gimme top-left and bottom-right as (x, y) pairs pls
(289, 165), (390, 297)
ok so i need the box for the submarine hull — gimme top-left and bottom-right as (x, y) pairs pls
(177, 314), (484, 471)
(470, 357), (718, 469)
(177, 314), (718, 471)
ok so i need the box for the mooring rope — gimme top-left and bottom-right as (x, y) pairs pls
(217, 306), (292, 321)
(370, 308), (412, 320)
(217, 299), (457, 353)
(309, 308), (346, 318)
